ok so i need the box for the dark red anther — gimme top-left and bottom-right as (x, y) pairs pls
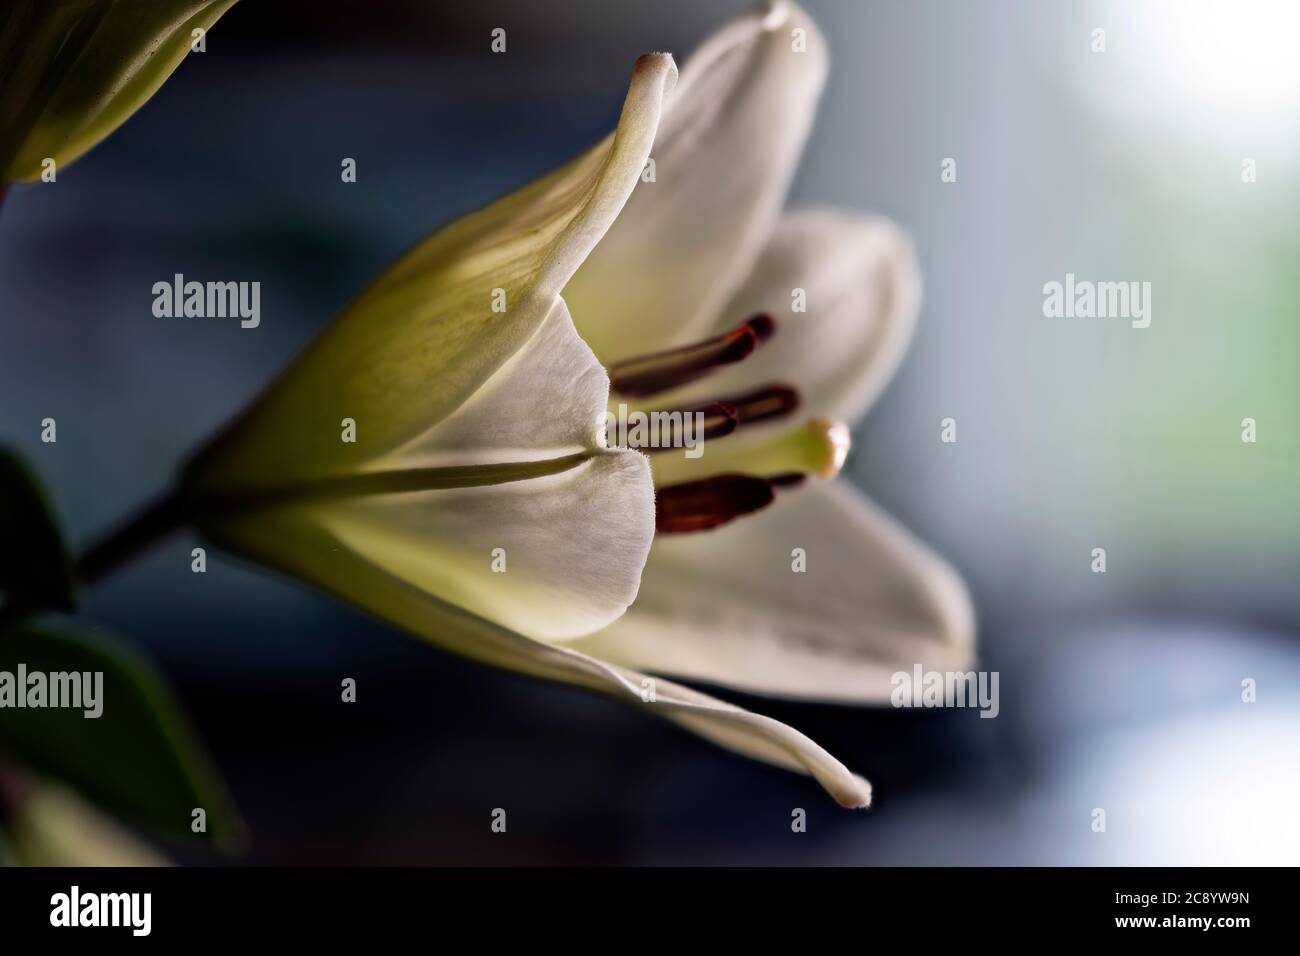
(746, 313), (777, 342)
(643, 401), (739, 453)
(710, 384), (800, 425)
(655, 474), (775, 533)
(608, 314), (776, 398)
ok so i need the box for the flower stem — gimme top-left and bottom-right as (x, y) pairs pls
(74, 491), (188, 588)
(71, 451), (593, 588)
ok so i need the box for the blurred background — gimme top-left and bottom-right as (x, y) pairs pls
(1, 0), (1297, 863)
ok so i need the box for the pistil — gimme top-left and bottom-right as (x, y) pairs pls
(651, 417), (852, 489)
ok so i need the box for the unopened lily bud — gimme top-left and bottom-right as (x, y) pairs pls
(0, 0), (239, 183)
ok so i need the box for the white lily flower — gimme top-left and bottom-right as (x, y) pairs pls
(180, 2), (971, 811)
(183, 54), (677, 643)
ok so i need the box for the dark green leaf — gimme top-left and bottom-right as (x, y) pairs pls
(0, 448), (76, 616)
(0, 622), (243, 849)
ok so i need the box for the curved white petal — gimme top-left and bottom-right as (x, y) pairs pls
(208, 504), (870, 807)
(643, 209), (922, 429)
(573, 482), (974, 704)
(210, 452), (655, 643)
(566, 1), (828, 362)
(373, 299), (609, 469)
(186, 53), (677, 494)
(199, 299), (659, 642)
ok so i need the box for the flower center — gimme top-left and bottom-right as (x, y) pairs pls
(606, 315), (850, 534)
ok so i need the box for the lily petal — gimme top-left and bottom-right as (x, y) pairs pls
(373, 299), (610, 469)
(573, 482), (974, 704)
(208, 449), (653, 643)
(566, 1), (828, 362)
(185, 52), (677, 495)
(196, 299), (654, 641)
(641, 209), (922, 430)
(205, 504), (869, 807)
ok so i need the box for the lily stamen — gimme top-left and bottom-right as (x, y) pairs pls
(638, 401), (740, 453)
(654, 473), (775, 533)
(766, 472), (807, 489)
(655, 465), (816, 533)
(608, 314), (776, 397)
(702, 383), (800, 425)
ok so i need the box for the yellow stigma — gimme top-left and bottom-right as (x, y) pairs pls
(650, 418), (852, 486)
(805, 418), (851, 479)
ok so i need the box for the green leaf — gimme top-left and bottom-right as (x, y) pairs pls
(0, 0), (241, 183)
(0, 449), (76, 616)
(0, 622), (243, 849)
